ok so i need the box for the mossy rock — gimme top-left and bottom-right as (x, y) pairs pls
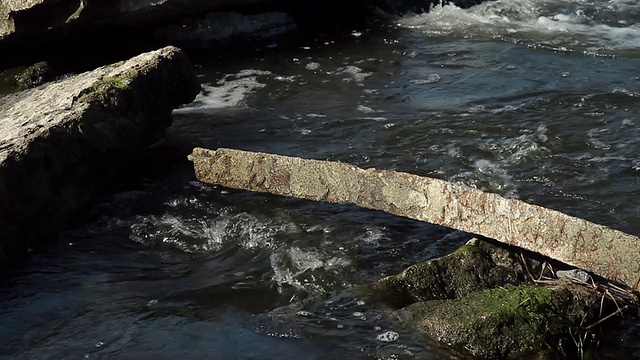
(398, 282), (602, 359)
(371, 238), (542, 308)
(15, 62), (52, 90)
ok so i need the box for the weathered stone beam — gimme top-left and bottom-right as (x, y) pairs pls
(0, 46), (200, 266)
(188, 147), (640, 288)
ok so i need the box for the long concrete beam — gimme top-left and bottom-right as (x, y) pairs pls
(188, 147), (640, 288)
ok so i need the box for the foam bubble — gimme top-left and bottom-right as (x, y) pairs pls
(306, 62), (321, 70)
(340, 66), (372, 82)
(376, 331), (399, 342)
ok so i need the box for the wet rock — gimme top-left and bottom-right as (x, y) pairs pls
(399, 282), (602, 359)
(0, 46), (200, 267)
(154, 11), (296, 49)
(0, 0), (287, 40)
(371, 238), (541, 308)
(369, 239), (619, 359)
(14, 61), (52, 90)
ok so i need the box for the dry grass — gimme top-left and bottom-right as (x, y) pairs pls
(519, 253), (638, 329)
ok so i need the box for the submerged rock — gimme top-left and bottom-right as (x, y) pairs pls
(0, 46), (200, 267)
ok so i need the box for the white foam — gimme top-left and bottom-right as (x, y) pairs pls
(306, 62), (321, 70)
(306, 113), (328, 118)
(269, 247), (351, 293)
(173, 69), (273, 113)
(128, 209), (284, 252)
(376, 331), (399, 342)
(339, 65), (373, 82)
(409, 74), (441, 84)
(399, 0), (640, 54)
(356, 227), (387, 246)
(357, 104), (378, 113)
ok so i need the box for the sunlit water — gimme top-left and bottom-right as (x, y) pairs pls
(1, 0), (639, 358)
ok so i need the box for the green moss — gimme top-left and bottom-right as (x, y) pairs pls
(372, 240), (528, 307)
(15, 61), (50, 90)
(79, 75), (131, 107)
(403, 284), (590, 358)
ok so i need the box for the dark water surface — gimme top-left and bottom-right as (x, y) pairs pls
(2, 0), (639, 358)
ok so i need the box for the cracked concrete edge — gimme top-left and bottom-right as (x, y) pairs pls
(188, 147), (640, 288)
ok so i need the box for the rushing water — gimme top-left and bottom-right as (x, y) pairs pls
(2, 0), (639, 358)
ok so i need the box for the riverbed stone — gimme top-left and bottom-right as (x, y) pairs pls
(0, 46), (200, 267)
(371, 238), (542, 307)
(398, 282), (602, 359)
(370, 239), (608, 358)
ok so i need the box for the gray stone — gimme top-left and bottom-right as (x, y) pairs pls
(0, 46), (200, 266)
(0, 0), (286, 39)
(154, 11), (296, 48)
(557, 269), (593, 283)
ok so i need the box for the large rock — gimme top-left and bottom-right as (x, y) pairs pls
(372, 238), (542, 308)
(0, 0), (286, 39)
(398, 282), (602, 359)
(0, 0), (489, 69)
(0, 46), (200, 266)
(0, 0), (297, 69)
(371, 239), (611, 358)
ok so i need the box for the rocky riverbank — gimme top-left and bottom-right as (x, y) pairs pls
(0, 46), (200, 267)
(0, 0), (486, 71)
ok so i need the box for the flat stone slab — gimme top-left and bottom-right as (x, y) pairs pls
(0, 46), (200, 266)
(188, 147), (640, 288)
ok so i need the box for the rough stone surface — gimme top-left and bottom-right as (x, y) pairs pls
(154, 11), (296, 48)
(372, 238), (542, 308)
(188, 147), (640, 288)
(371, 239), (606, 358)
(0, 0), (287, 39)
(0, 46), (200, 266)
(399, 282), (602, 359)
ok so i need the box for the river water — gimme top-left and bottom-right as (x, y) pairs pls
(1, 0), (639, 358)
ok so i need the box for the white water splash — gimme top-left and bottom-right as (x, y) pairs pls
(129, 209), (285, 252)
(173, 69), (272, 113)
(399, 0), (640, 55)
(269, 247), (352, 293)
(450, 125), (551, 197)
